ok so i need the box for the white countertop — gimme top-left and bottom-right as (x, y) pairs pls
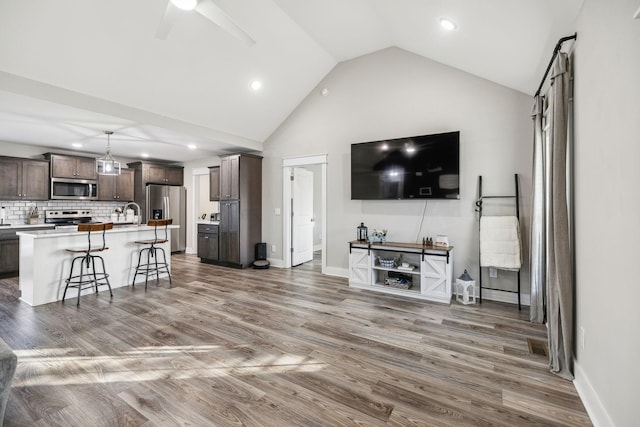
(17, 224), (180, 239)
(0, 223), (56, 230)
(197, 220), (220, 225)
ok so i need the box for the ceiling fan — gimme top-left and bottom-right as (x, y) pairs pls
(155, 0), (255, 46)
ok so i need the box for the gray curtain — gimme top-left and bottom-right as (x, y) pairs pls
(530, 97), (545, 324)
(530, 52), (574, 380)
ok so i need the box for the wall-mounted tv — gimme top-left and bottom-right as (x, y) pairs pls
(351, 131), (460, 200)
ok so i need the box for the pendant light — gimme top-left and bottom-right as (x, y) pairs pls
(96, 131), (121, 176)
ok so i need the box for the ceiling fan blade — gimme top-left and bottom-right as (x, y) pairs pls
(155, 1), (180, 40)
(195, 0), (255, 46)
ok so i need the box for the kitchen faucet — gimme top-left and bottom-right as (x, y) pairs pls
(122, 202), (142, 225)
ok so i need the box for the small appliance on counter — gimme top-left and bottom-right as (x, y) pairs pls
(110, 207), (138, 224)
(210, 212), (220, 221)
(0, 206), (7, 226)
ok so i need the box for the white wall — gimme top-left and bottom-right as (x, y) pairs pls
(572, 1), (640, 425)
(262, 47), (532, 295)
(197, 174), (218, 219)
(0, 140), (51, 159)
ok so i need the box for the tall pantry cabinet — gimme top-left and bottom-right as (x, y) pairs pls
(217, 153), (262, 268)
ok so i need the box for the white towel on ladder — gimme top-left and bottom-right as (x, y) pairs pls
(480, 216), (522, 271)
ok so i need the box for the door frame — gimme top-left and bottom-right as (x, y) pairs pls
(282, 154), (327, 273)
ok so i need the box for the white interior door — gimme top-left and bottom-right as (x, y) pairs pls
(292, 167), (314, 266)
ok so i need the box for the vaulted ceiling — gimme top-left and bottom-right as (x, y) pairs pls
(0, 0), (583, 162)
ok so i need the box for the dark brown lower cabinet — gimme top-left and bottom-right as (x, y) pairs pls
(197, 224), (219, 262)
(0, 226), (54, 276)
(0, 239), (19, 276)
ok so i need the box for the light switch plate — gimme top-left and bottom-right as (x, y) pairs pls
(274, 208), (281, 216)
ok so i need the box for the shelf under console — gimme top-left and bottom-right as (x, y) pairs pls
(348, 241), (453, 304)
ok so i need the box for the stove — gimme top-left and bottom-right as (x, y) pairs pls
(45, 209), (93, 229)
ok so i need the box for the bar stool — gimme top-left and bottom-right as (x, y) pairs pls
(132, 219), (172, 289)
(63, 222), (113, 307)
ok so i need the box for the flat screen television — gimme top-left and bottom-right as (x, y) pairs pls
(351, 131), (460, 200)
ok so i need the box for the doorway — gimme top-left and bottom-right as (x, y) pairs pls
(291, 167), (315, 266)
(283, 155), (327, 273)
(190, 167), (218, 255)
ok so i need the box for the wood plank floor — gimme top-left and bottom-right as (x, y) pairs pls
(0, 253), (591, 426)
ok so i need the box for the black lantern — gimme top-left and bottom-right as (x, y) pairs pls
(357, 222), (368, 242)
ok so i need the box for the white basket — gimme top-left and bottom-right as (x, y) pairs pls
(378, 258), (395, 268)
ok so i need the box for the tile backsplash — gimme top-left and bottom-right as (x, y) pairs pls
(0, 200), (132, 224)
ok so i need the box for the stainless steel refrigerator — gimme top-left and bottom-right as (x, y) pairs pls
(146, 184), (186, 253)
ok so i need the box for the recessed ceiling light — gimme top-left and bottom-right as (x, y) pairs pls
(141, 153), (149, 158)
(439, 18), (457, 31)
(71, 143), (83, 148)
(250, 80), (262, 91)
(188, 144), (198, 150)
(171, 0), (197, 11)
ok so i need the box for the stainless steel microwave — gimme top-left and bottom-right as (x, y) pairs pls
(50, 178), (98, 200)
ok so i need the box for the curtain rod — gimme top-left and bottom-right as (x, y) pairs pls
(534, 33), (577, 97)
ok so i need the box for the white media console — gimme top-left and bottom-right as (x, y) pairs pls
(348, 241), (453, 304)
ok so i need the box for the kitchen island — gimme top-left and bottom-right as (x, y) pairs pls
(17, 224), (179, 306)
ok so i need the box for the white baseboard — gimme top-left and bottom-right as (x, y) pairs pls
(263, 260), (347, 277)
(185, 247), (196, 255)
(324, 267), (349, 278)
(479, 288), (531, 306)
(267, 258), (285, 268)
(574, 361), (614, 427)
